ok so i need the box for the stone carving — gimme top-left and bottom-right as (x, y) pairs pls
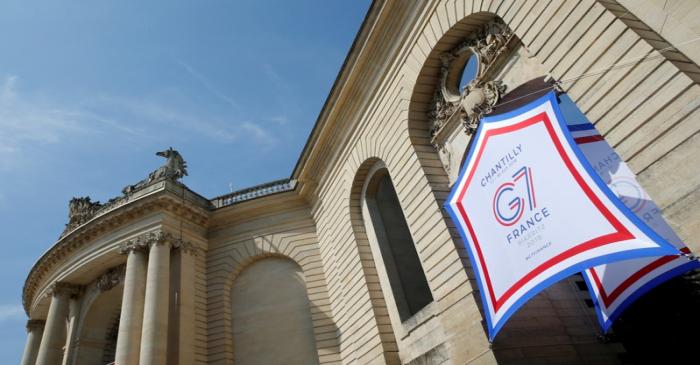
(56, 148), (193, 240)
(460, 79), (507, 134)
(122, 147), (188, 195)
(48, 282), (82, 298)
(429, 19), (512, 139)
(119, 229), (200, 257)
(439, 145), (452, 176)
(62, 197), (103, 237)
(96, 265), (125, 292)
(119, 230), (178, 254)
(430, 95), (461, 137)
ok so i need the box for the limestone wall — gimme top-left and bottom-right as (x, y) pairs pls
(295, 1), (700, 364)
(206, 195), (340, 364)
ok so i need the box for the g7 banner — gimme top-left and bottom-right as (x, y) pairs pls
(444, 91), (681, 340)
(569, 122), (700, 332)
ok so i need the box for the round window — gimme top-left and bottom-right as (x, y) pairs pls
(459, 54), (479, 91)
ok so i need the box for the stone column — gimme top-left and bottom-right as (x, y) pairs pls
(36, 283), (79, 365)
(61, 290), (83, 365)
(115, 242), (148, 365)
(21, 319), (45, 365)
(139, 232), (172, 365)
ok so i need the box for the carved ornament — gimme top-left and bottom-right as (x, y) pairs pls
(96, 265), (125, 292)
(47, 282), (82, 298)
(123, 147), (188, 195)
(429, 19), (512, 142)
(119, 230), (177, 254)
(61, 197), (102, 238)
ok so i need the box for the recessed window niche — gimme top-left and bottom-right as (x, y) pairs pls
(363, 165), (433, 321)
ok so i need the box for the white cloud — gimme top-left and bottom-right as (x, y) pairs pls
(263, 64), (290, 94)
(0, 74), (281, 171)
(0, 304), (24, 321)
(241, 121), (277, 147)
(94, 96), (241, 143)
(0, 75), (99, 169)
(266, 115), (289, 125)
(176, 59), (242, 111)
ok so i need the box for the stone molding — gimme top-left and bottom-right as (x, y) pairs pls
(429, 19), (513, 143)
(23, 180), (210, 315)
(26, 319), (46, 332)
(292, 1), (424, 197)
(119, 229), (202, 257)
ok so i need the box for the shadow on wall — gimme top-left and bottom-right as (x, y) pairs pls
(74, 282), (124, 365)
(230, 256), (339, 365)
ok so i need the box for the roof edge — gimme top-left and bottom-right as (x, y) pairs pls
(290, 0), (384, 179)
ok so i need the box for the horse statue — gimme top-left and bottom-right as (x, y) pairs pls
(122, 147), (188, 195)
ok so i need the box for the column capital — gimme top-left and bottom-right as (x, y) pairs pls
(119, 230), (177, 254)
(26, 319), (45, 332)
(47, 282), (82, 298)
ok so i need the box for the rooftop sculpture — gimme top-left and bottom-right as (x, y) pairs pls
(61, 148), (188, 237)
(122, 147), (188, 195)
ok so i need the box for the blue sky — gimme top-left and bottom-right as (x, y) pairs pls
(0, 1), (370, 361)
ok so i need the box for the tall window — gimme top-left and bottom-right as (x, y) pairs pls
(364, 167), (433, 321)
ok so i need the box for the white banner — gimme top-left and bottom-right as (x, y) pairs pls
(569, 122), (700, 331)
(444, 91), (680, 340)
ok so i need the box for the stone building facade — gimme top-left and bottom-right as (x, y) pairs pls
(20, 1), (700, 364)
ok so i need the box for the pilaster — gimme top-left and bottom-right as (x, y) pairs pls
(174, 241), (202, 365)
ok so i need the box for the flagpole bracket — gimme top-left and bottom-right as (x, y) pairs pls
(681, 252), (699, 262)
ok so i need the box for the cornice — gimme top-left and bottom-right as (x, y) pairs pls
(291, 0), (386, 179)
(209, 189), (308, 231)
(293, 1), (427, 202)
(22, 180), (210, 315)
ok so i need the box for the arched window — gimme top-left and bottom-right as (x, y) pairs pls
(362, 163), (433, 321)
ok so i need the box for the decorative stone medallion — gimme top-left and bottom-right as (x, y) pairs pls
(429, 19), (513, 141)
